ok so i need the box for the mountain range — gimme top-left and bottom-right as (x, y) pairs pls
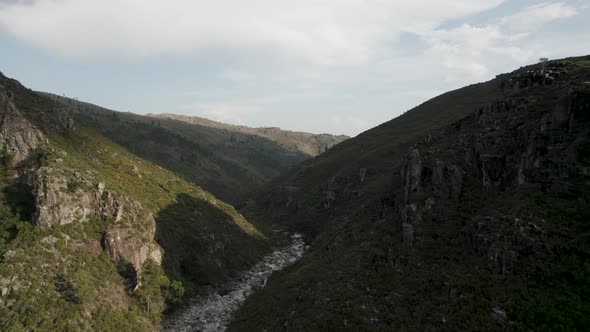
(0, 55), (589, 331)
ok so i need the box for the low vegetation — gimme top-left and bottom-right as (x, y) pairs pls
(231, 56), (590, 330)
(0, 72), (272, 330)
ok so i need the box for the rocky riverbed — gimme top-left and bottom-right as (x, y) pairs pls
(162, 233), (306, 331)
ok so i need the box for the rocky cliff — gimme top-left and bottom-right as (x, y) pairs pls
(33, 167), (163, 274)
(1, 78), (164, 277)
(392, 63), (589, 275)
(0, 87), (46, 165)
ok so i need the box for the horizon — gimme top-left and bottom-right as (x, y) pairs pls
(1, 0), (589, 136)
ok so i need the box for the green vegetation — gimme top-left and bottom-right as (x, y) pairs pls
(0, 213), (154, 331)
(41, 94), (345, 205)
(0, 71), (274, 330)
(148, 113), (349, 157)
(230, 56), (590, 330)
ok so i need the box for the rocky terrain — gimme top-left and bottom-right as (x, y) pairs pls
(0, 56), (588, 331)
(0, 71), (271, 330)
(163, 233), (305, 331)
(230, 56), (590, 330)
(33, 166), (163, 275)
(0, 87), (46, 165)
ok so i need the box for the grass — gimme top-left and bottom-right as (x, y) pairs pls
(40, 93), (334, 205)
(230, 55), (590, 331)
(0, 71), (275, 330)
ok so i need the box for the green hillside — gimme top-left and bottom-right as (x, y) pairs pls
(147, 113), (349, 157)
(42, 95), (346, 205)
(0, 72), (271, 330)
(230, 56), (590, 330)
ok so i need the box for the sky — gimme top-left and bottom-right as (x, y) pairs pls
(0, 1), (588, 136)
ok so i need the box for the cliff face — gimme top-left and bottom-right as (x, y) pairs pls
(0, 87), (45, 164)
(1, 81), (164, 276)
(230, 57), (590, 331)
(394, 68), (589, 275)
(33, 167), (163, 273)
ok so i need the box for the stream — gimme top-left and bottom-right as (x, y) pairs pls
(162, 233), (306, 332)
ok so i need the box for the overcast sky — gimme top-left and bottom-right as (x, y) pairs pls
(0, 0), (588, 136)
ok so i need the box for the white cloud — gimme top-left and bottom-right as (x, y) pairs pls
(0, 1), (585, 136)
(417, 2), (579, 82)
(500, 2), (578, 31)
(0, 0), (503, 65)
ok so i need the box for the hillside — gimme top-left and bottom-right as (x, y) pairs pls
(147, 113), (349, 157)
(0, 72), (273, 330)
(230, 56), (590, 330)
(39, 95), (346, 205)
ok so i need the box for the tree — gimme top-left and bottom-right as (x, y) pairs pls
(165, 280), (185, 305)
(135, 259), (168, 318)
(539, 57), (549, 73)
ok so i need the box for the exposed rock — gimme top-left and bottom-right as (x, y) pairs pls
(401, 147), (422, 203)
(504, 62), (572, 91)
(32, 167), (162, 273)
(490, 306), (507, 323)
(104, 226), (162, 272)
(448, 165), (463, 201)
(480, 154), (506, 187)
(163, 233), (306, 332)
(359, 168), (367, 182)
(33, 167), (99, 228)
(396, 78), (589, 270)
(132, 164), (142, 178)
(400, 204), (420, 244)
(0, 88), (46, 164)
(397, 147), (464, 244)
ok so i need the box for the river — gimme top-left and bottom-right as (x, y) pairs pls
(162, 233), (306, 331)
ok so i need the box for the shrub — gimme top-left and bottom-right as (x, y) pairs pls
(165, 280), (185, 305)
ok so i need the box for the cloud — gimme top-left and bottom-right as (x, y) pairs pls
(417, 2), (579, 81)
(500, 2), (578, 31)
(0, 1), (585, 136)
(0, 0), (503, 65)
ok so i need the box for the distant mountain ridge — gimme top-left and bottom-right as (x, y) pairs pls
(147, 113), (349, 157)
(34, 95), (346, 204)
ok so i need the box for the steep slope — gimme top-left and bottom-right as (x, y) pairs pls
(242, 63), (506, 237)
(0, 72), (270, 330)
(41, 96), (345, 205)
(230, 56), (590, 330)
(147, 113), (349, 157)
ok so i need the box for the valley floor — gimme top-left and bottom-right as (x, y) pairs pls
(162, 233), (306, 331)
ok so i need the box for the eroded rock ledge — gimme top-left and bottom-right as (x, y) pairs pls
(32, 167), (162, 274)
(0, 87), (46, 164)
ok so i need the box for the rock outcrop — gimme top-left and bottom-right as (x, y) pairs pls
(394, 67), (590, 256)
(0, 87), (46, 164)
(398, 146), (464, 244)
(503, 61), (571, 91)
(32, 167), (162, 273)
